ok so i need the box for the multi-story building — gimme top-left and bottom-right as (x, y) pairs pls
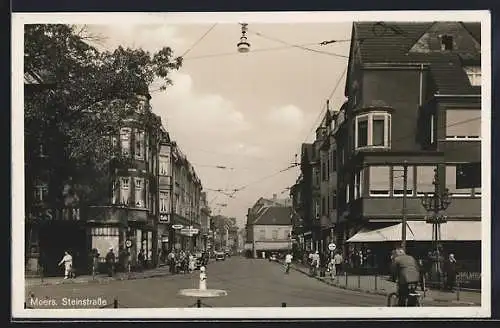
(25, 75), (206, 276)
(199, 192), (211, 251)
(245, 195), (293, 257)
(333, 22), (482, 272)
(170, 142), (203, 252)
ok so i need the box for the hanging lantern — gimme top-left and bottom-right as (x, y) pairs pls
(237, 23), (250, 53)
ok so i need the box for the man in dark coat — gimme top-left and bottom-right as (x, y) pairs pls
(443, 253), (457, 291)
(105, 248), (116, 277)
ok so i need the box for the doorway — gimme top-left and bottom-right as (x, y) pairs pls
(38, 222), (88, 277)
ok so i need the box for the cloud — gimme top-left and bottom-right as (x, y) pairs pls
(151, 71), (253, 151)
(266, 104), (305, 130)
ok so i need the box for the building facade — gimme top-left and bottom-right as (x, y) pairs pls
(291, 22), (482, 277)
(245, 196), (293, 258)
(335, 22), (482, 271)
(25, 75), (207, 276)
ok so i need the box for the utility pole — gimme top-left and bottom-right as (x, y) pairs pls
(401, 161), (408, 251)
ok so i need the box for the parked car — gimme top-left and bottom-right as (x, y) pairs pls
(269, 253), (278, 262)
(215, 251), (225, 261)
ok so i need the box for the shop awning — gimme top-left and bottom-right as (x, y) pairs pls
(346, 220), (481, 243)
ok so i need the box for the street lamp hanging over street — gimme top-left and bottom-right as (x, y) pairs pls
(237, 23), (251, 53)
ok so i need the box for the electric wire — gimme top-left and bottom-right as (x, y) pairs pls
(300, 66), (348, 147)
(248, 29), (350, 59)
(180, 23), (218, 58)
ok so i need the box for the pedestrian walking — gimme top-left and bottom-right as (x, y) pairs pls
(333, 252), (343, 277)
(188, 253), (196, 273)
(444, 253), (457, 291)
(58, 251), (73, 279)
(105, 248), (116, 277)
(327, 258), (335, 280)
(284, 252), (293, 274)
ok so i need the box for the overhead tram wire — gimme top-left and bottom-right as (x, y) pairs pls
(180, 23), (218, 59)
(247, 29), (350, 59)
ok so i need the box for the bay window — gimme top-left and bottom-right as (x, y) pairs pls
(120, 177), (130, 205)
(354, 112), (391, 149)
(369, 166), (390, 196)
(134, 130), (145, 160)
(111, 180), (119, 204)
(120, 128), (131, 156)
(134, 178), (145, 207)
(392, 166), (414, 197)
(159, 191), (170, 213)
(416, 166), (437, 196)
(34, 183), (49, 203)
(354, 169), (363, 199)
(446, 165), (472, 197)
(445, 109), (481, 140)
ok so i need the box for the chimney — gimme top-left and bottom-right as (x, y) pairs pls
(273, 194), (277, 201)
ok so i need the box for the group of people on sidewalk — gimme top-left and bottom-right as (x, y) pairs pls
(166, 249), (209, 274)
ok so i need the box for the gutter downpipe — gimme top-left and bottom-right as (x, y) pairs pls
(419, 64), (423, 107)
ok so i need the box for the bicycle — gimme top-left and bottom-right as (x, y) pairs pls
(387, 283), (423, 307)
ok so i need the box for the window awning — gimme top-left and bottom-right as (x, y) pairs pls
(346, 220), (481, 243)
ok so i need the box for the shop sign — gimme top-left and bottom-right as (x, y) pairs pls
(125, 240), (132, 248)
(172, 224), (183, 230)
(457, 271), (481, 289)
(159, 214), (170, 223)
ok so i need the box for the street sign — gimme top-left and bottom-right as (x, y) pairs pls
(328, 243), (336, 251)
(172, 224), (183, 230)
(125, 240), (132, 248)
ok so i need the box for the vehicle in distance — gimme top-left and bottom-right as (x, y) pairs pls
(269, 253), (278, 262)
(215, 251), (225, 261)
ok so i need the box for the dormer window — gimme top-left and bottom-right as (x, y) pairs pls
(441, 35), (454, 51)
(464, 66), (481, 86)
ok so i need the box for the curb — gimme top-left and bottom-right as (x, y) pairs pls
(283, 262), (480, 305)
(26, 271), (174, 287)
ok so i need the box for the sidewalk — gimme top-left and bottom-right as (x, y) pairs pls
(25, 265), (174, 287)
(285, 261), (481, 306)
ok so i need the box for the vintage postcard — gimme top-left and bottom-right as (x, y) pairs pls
(12, 10), (491, 319)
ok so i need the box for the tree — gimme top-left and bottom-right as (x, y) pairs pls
(24, 24), (182, 206)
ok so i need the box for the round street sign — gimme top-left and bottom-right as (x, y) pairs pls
(125, 240), (132, 248)
(172, 224), (183, 230)
(328, 243), (336, 251)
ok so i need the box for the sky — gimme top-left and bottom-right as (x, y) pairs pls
(84, 22), (352, 228)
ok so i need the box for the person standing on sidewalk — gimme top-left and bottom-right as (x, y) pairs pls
(58, 251), (73, 279)
(443, 253), (457, 291)
(105, 248), (116, 277)
(333, 252), (343, 277)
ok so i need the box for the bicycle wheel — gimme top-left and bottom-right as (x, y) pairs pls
(387, 293), (398, 307)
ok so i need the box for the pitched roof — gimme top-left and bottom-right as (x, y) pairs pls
(351, 22), (481, 95)
(253, 206), (292, 226)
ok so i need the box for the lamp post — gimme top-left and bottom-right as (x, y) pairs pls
(420, 168), (452, 285)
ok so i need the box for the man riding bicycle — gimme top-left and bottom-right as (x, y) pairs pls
(391, 248), (420, 306)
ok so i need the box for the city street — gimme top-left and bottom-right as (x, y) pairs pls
(25, 256), (468, 308)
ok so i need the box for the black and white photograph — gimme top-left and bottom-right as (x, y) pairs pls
(12, 11), (491, 319)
